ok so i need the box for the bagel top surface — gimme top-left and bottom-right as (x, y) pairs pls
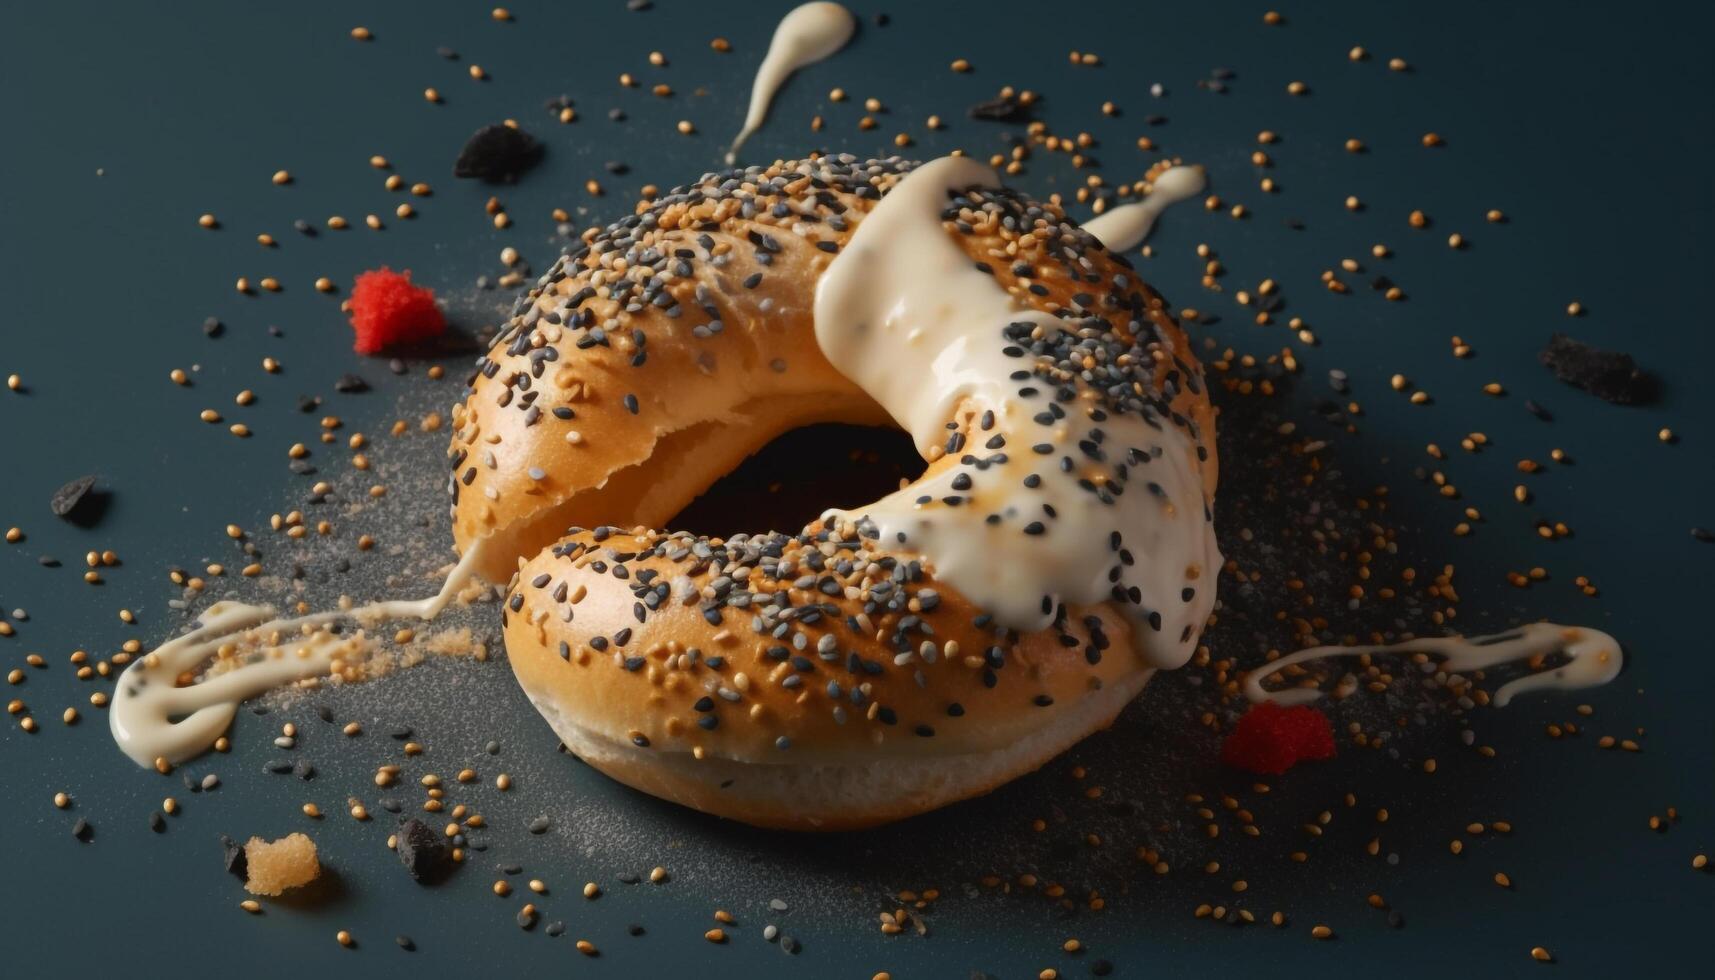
(454, 155), (1221, 758)
(503, 524), (1153, 762)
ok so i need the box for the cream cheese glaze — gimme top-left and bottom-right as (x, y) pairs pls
(109, 545), (487, 767)
(1245, 621), (1623, 707)
(725, 2), (856, 165)
(814, 156), (1220, 669)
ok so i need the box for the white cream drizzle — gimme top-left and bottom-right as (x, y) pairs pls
(1081, 165), (1207, 253)
(814, 156), (1220, 669)
(725, 2), (856, 165)
(109, 545), (487, 768)
(107, 153), (1624, 770)
(1244, 622), (1623, 707)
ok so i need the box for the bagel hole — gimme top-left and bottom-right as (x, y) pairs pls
(668, 423), (924, 537)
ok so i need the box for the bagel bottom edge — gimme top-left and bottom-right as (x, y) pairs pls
(515, 668), (1154, 832)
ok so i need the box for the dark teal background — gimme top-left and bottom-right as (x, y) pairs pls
(1, 1), (1710, 976)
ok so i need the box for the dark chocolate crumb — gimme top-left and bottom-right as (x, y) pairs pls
(453, 124), (543, 183)
(1539, 333), (1658, 405)
(49, 475), (98, 520)
(220, 834), (249, 880)
(396, 818), (448, 882)
(969, 94), (1029, 122)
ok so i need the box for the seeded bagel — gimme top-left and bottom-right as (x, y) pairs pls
(453, 155), (1218, 829)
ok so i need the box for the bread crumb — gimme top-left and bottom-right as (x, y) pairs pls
(244, 832), (321, 895)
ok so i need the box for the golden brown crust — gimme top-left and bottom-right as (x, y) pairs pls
(448, 165), (901, 582)
(458, 155), (1217, 826)
(504, 526), (1142, 762)
(451, 156), (1214, 580)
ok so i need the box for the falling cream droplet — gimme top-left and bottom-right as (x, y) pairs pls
(1081, 165), (1207, 252)
(726, 2), (856, 165)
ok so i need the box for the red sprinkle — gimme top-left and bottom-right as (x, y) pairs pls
(1220, 702), (1336, 775)
(347, 268), (445, 355)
